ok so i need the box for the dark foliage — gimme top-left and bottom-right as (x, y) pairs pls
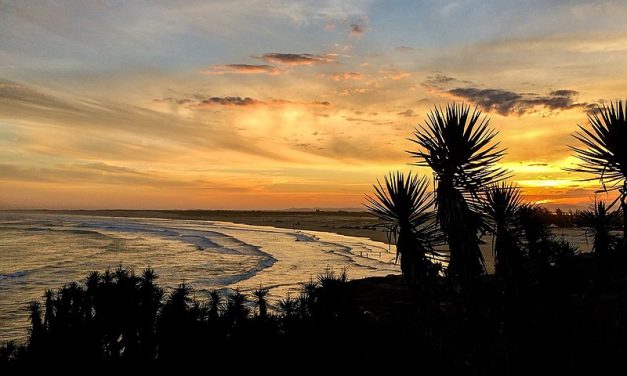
(2, 244), (627, 375)
(569, 100), (627, 252)
(365, 172), (441, 294)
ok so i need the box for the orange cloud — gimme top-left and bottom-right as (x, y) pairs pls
(327, 72), (363, 81)
(378, 69), (411, 80)
(202, 64), (280, 75)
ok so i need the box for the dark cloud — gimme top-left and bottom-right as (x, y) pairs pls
(448, 87), (588, 116)
(343, 116), (376, 123)
(200, 96), (259, 106)
(311, 100), (331, 106)
(397, 109), (417, 117)
(424, 74), (457, 87)
(421, 74), (472, 89)
(203, 64), (280, 75)
(156, 96), (331, 109)
(420, 74), (590, 115)
(350, 23), (364, 36)
(548, 89), (578, 97)
(255, 53), (335, 65)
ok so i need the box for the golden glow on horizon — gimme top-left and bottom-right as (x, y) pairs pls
(515, 179), (593, 189)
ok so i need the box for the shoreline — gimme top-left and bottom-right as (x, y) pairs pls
(2, 209), (391, 244)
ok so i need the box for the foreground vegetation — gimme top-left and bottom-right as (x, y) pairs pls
(1, 228), (626, 373)
(2, 100), (625, 373)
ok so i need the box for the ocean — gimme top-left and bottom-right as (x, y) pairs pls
(0, 212), (399, 343)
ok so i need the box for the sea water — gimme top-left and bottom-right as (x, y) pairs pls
(0, 213), (399, 343)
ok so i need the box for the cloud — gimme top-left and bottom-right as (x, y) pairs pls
(327, 72), (363, 81)
(350, 23), (364, 36)
(549, 89), (578, 97)
(202, 64), (280, 75)
(397, 109), (417, 117)
(378, 69), (411, 80)
(422, 74), (458, 88)
(155, 95), (331, 109)
(255, 53), (335, 65)
(448, 87), (588, 116)
(0, 162), (256, 192)
(0, 78), (292, 162)
(198, 96), (259, 106)
(395, 46), (415, 52)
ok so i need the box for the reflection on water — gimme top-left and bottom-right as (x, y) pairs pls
(0, 213), (399, 343)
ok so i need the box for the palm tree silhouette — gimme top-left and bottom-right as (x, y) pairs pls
(208, 290), (222, 321)
(225, 290), (249, 324)
(481, 182), (525, 280)
(577, 200), (621, 257)
(409, 103), (507, 294)
(365, 172), (440, 292)
(569, 100), (627, 252)
(253, 287), (269, 319)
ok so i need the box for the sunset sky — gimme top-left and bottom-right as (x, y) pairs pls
(1, 0), (626, 210)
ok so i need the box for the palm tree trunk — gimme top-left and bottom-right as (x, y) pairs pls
(436, 180), (484, 295)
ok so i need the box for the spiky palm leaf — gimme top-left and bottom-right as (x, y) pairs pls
(365, 171), (439, 250)
(409, 104), (508, 198)
(569, 100), (627, 252)
(365, 172), (440, 291)
(482, 182), (524, 235)
(569, 101), (627, 190)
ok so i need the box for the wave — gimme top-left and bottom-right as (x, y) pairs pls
(0, 270), (29, 281)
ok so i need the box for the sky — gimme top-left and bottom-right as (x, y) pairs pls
(1, 0), (626, 210)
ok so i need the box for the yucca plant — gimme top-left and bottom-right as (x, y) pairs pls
(365, 172), (440, 292)
(278, 296), (298, 320)
(577, 200), (621, 257)
(409, 103), (507, 293)
(481, 182), (525, 279)
(225, 290), (249, 324)
(569, 100), (627, 252)
(253, 287), (269, 320)
(208, 290), (222, 321)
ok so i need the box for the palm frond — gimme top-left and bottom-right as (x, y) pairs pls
(482, 182), (524, 231)
(567, 100), (627, 190)
(408, 103), (509, 195)
(364, 171), (441, 250)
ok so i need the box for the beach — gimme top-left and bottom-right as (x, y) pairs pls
(0, 211), (398, 343)
(20, 210), (390, 243)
